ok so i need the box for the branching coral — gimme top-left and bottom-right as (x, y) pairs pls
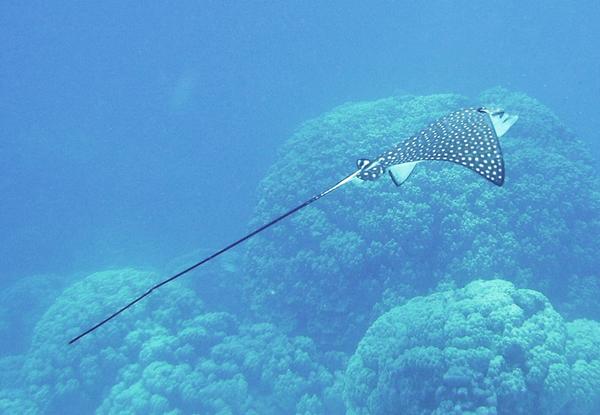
(345, 279), (600, 415)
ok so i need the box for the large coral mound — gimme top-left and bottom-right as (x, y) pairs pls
(242, 89), (600, 349)
(345, 279), (600, 415)
(1, 268), (341, 414)
(16, 268), (203, 413)
(97, 318), (340, 415)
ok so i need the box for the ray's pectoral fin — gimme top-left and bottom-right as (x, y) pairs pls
(388, 161), (419, 186)
(488, 110), (519, 138)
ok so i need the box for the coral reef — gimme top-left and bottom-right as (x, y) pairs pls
(97, 319), (339, 414)
(0, 269), (342, 414)
(564, 319), (600, 414)
(242, 89), (600, 349)
(2, 90), (598, 414)
(345, 279), (600, 415)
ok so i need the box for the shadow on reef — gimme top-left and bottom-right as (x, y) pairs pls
(240, 88), (600, 351)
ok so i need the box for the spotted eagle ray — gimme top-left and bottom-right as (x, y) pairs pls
(69, 107), (518, 344)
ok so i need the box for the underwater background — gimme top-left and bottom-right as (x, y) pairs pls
(1, 2), (599, 414)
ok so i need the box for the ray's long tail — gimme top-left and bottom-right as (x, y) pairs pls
(68, 170), (360, 345)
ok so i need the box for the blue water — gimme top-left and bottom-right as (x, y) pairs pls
(1, 2), (599, 414)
